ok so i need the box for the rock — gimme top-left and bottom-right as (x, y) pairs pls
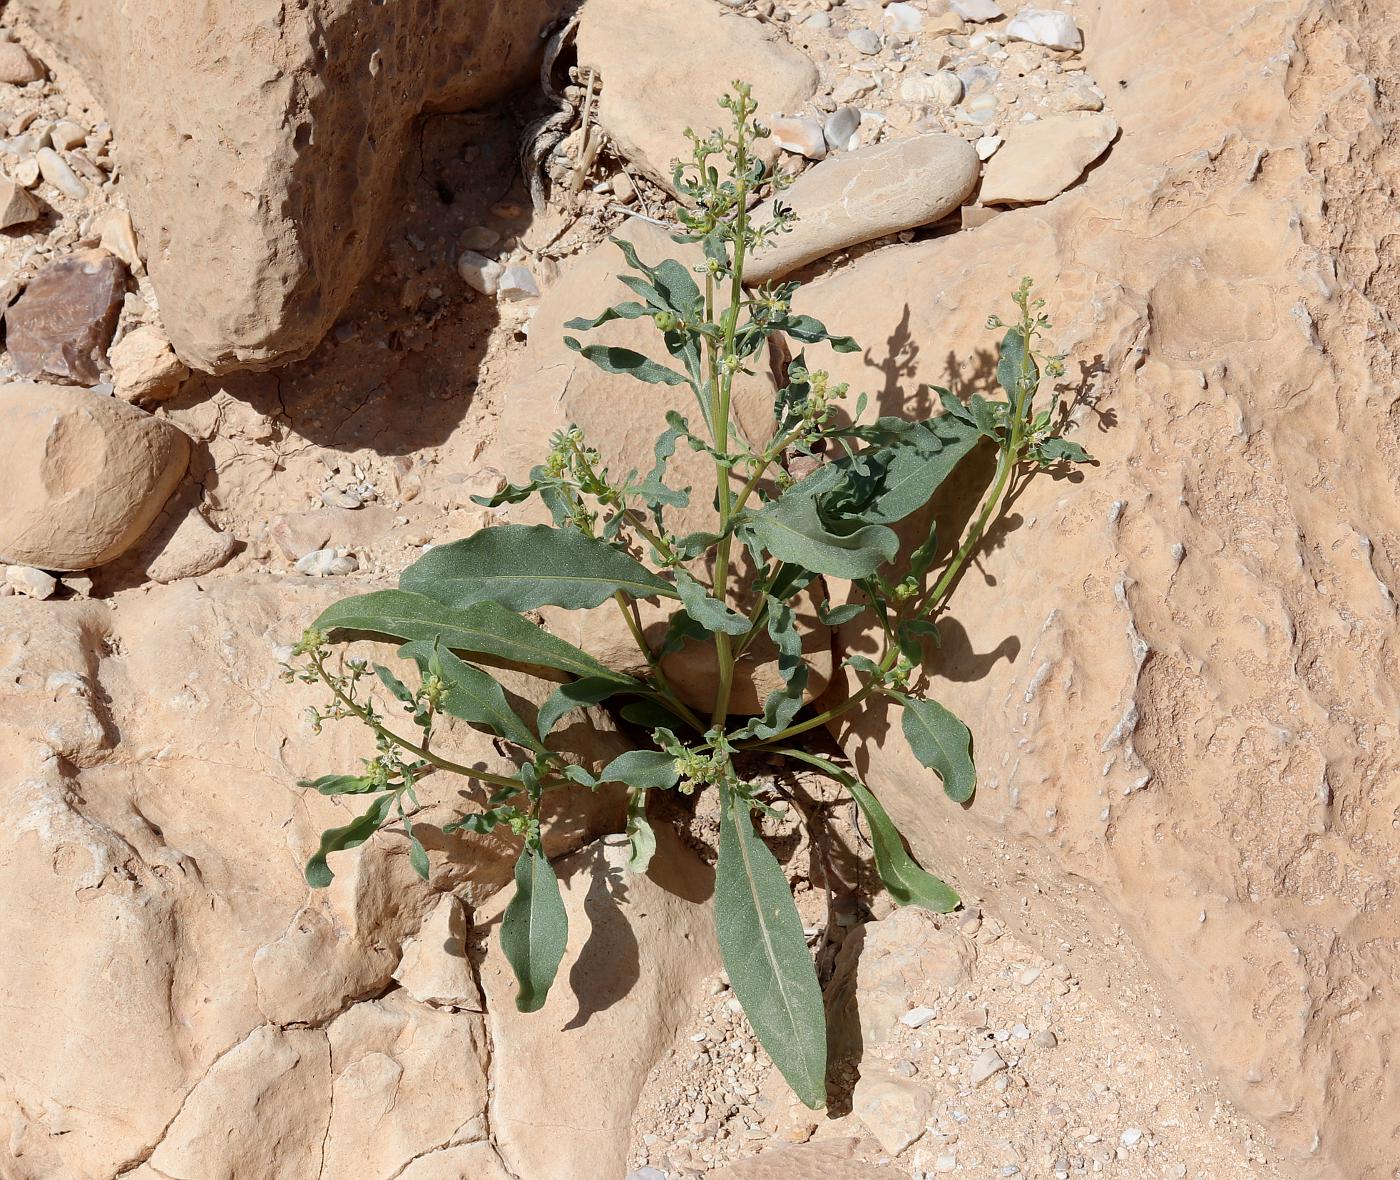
(744, 133), (979, 283)
(978, 112), (1116, 204)
(294, 546), (358, 576)
(145, 510), (236, 583)
(49, 119), (85, 151)
(970, 1048), (1008, 1086)
(4, 565), (58, 599)
(458, 250), (504, 295)
(0, 383), (189, 569)
(397, 1145), (514, 1180)
(848, 27), (881, 54)
(0, 41), (44, 83)
(0, 175), (39, 227)
(1035, 1029), (1059, 1048)
(496, 264), (540, 301)
(833, 76), (876, 104)
(492, 221), (832, 712)
(771, 114), (828, 160)
(111, 323), (189, 402)
(4, 249), (126, 384)
(901, 69), (963, 107)
(34, 145), (84, 198)
(824, 106), (861, 153)
(976, 133), (1004, 161)
(13, 156), (39, 187)
(852, 1069), (931, 1154)
(91, 207), (141, 269)
(1121, 1127), (1144, 1147)
(900, 1005), (939, 1028)
(884, 3), (924, 34)
(480, 828), (720, 1179)
(10, 0), (568, 372)
(950, 0), (1004, 20)
(577, 0), (818, 193)
(269, 512), (331, 561)
(707, 1140), (890, 1179)
(1005, 7), (1083, 50)
(392, 895), (484, 1011)
(459, 225), (501, 251)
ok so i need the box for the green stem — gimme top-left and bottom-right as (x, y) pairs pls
(611, 593), (706, 732)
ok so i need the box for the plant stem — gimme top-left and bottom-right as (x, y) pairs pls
(310, 655), (525, 791)
(611, 593), (706, 731)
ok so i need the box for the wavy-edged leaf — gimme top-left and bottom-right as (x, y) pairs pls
(781, 749), (958, 912)
(625, 791), (657, 874)
(860, 417), (982, 526)
(563, 300), (651, 330)
(314, 590), (638, 685)
(500, 846), (569, 1013)
(305, 793), (395, 887)
(715, 785), (828, 1109)
(674, 570), (750, 636)
(997, 325), (1038, 405)
(900, 696), (976, 803)
(564, 337), (688, 386)
(598, 749), (681, 791)
(399, 641), (543, 753)
(538, 676), (627, 737)
(401, 525), (676, 612)
(300, 773), (378, 797)
(751, 492), (898, 580)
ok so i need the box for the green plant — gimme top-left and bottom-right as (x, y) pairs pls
(282, 84), (1089, 1109)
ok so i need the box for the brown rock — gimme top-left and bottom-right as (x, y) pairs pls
(5, 249), (126, 384)
(10, 0), (572, 371)
(978, 112), (1118, 205)
(0, 175), (40, 228)
(111, 323), (188, 402)
(481, 828), (721, 1179)
(0, 383), (189, 570)
(745, 134), (981, 283)
(0, 41), (44, 84)
(577, 0), (818, 192)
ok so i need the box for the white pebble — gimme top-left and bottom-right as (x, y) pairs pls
(900, 1005), (939, 1028)
(848, 27), (881, 54)
(1005, 8), (1083, 51)
(294, 547), (358, 577)
(457, 250), (503, 295)
(951, 0), (1005, 21)
(822, 105), (861, 152)
(35, 146), (85, 199)
(496, 265), (540, 301)
(1121, 1127), (1143, 1147)
(769, 114), (827, 160)
(976, 134), (1003, 160)
(4, 565), (58, 599)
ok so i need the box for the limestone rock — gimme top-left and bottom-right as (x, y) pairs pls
(111, 323), (189, 403)
(978, 113), (1117, 205)
(0, 175), (39, 228)
(1005, 7), (1083, 50)
(771, 114), (828, 161)
(91, 207), (141, 270)
(144, 509), (236, 583)
(481, 828), (721, 1180)
(397, 1144), (514, 1180)
(10, 0), (572, 371)
(745, 134), (979, 283)
(4, 249), (126, 384)
(0, 383), (189, 570)
(577, 0), (818, 192)
(950, 0), (1004, 20)
(392, 894), (484, 1011)
(0, 41), (44, 83)
(492, 222), (833, 712)
(3, 564), (58, 599)
(708, 1140), (889, 1179)
(852, 1068), (932, 1153)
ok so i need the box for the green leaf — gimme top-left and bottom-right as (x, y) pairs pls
(373, 664), (414, 704)
(598, 749), (681, 791)
(400, 525), (676, 612)
(674, 571), (750, 636)
(770, 312), (860, 353)
(896, 618), (941, 667)
(742, 596), (807, 739)
(1035, 436), (1092, 464)
(300, 773), (380, 796)
(538, 676), (627, 736)
(407, 828), (431, 881)
(860, 417), (982, 526)
(751, 492), (899, 580)
(314, 590), (638, 685)
(444, 805), (519, 834)
(500, 846), (569, 1013)
(715, 785), (828, 1109)
(305, 793), (396, 887)
(900, 696), (976, 803)
(620, 699), (691, 730)
(564, 337), (688, 386)
(817, 601), (865, 626)
(563, 301), (652, 330)
(778, 749), (957, 912)
(996, 325), (1038, 405)
(399, 641), (544, 753)
(471, 477), (541, 508)
(625, 792), (657, 874)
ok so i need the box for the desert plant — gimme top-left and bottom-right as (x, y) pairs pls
(282, 83), (1089, 1108)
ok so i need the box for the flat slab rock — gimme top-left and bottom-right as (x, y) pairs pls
(978, 112), (1118, 206)
(4, 249), (127, 385)
(745, 133), (979, 283)
(578, 0), (817, 193)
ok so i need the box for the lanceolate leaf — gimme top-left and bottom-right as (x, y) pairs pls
(305, 793), (395, 887)
(996, 325), (1038, 406)
(314, 591), (638, 685)
(597, 749), (681, 791)
(625, 791), (657, 874)
(537, 676), (627, 737)
(900, 696), (977, 803)
(300, 773), (379, 796)
(779, 749), (958, 912)
(564, 337), (688, 386)
(751, 492), (899, 580)
(500, 845), (570, 1013)
(399, 641), (543, 754)
(675, 571), (751, 636)
(860, 418), (982, 526)
(400, 525), (677, 612)
(714, 785), (827, 1109)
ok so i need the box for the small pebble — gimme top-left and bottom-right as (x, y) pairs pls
(900, 1005), (939, 1028)
(35, 146), (85, 198)
(4, 565), (58, 599)
(970, 1048), (1007, 1086)
(459, 226), (500, 251)
(457, 250), (504, 295)
(1121, 1128), (1143, 1147)
(1005, 7), (1083, 51)
(769, 114), (827, 160)
(496, 265), (540, 301)
(294, 547), (358, 577)
(49, 120), (85, 151)
(976, 133), (1003, 160)
(848, 27), (881, 54)
(822, 105), (861, 152)
(951, 0), (1004, 20)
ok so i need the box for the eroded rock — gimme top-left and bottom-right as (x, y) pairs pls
(978, 113), (1117, 205)
(111, 323), (189, 403)
(4, 249), (126, 384)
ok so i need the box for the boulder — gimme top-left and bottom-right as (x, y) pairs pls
(4, 249), (126, 385)
(0, 383), (189, 570)
(778, 0), (1400, 1167)
(745, 133), (980, 283)
(577, 0), (819, 192)
(978, 112), (1118, 205)
(480, 828), (721, 1180)
(10, 0), (572, 372)
(492, 221), (834, 712)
